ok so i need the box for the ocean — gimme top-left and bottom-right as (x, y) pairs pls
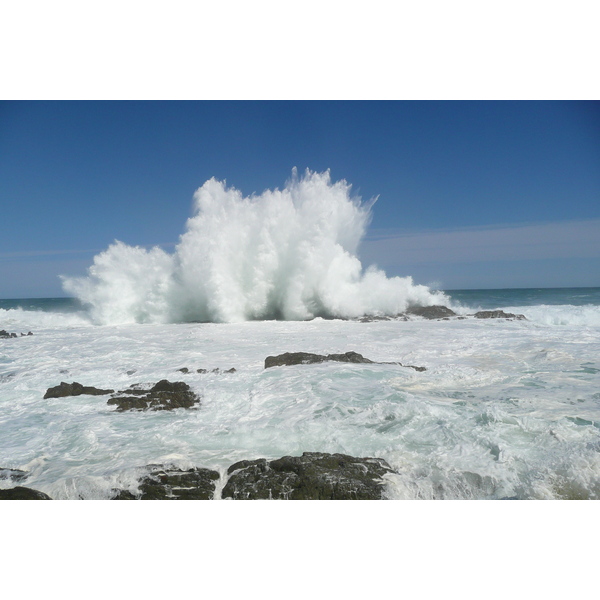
(1, 287), (599, 499)
(1, 172), (599, 499)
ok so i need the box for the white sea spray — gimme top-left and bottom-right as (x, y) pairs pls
(62, 169), (448, 324)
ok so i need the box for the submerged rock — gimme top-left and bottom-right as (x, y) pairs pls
(112, 465), (219, 499)
(222, 452), (395, 500)
(0, 330), (32, 338)
(265, 351), (374, 369)
(473, 310), (526, 320)
(44, 381), (115, 399)
(0, 486), (51, 500)
(107, 380), (200, 411)
(178, 367), (237, 374)
(0, 468), (28, 482)
(405, 305), (457, 319)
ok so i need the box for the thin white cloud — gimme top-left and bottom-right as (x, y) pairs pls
(0, 242), (176, 261)
(360, 219), (600, 266)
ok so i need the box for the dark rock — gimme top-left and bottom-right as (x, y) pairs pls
(358, 315), (392, 322)
(112, 465), (219, 499)
(1, 330), (18, 339)
(0, 486), (51, 500)
(265, 351), (425, 371)
(265, 351), (374, 369)
(406, 305), (457, 319)
(473, 310), (526, 320)
(181, 367), (236, 374)
(107, 380), (200, 411)
(222, 452), (394, 500)
(0, 468), (28, 482)
(44, 381), (115, 399)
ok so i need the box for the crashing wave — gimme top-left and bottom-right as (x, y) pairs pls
(63, 169), (448, 324)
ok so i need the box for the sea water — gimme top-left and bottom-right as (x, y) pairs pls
(1, 170), (599, 499)
(2, 291), (599, 499)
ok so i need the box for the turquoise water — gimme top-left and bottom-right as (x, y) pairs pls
(445, 287), (600, 309)
(0, 297), (84, 313)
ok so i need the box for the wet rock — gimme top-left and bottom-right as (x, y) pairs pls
(44, 381), (115, 399)
(0, 486), (51, 500)
(222, 452), (395, 500)
(178, 367), (237, 374)
(358, 315), (392, 322)
(405, 305), (457, 319)
(265, 351), (374, 369)
(112, 465), (219, 499)
(0, 329), (18, 338)
(265, 351), (426, 371)
(0, 468), (28, 482)
(473, 310), (526, 320)
(107, 380), (200, 411)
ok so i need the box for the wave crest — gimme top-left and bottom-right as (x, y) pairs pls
(63, 169), (447, 324)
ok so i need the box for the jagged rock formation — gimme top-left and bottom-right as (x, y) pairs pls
(112, 465), (219, 499)
(405, 305), (457, 319)
(107, 380), (200, 412)
(221, 452), (394, 500)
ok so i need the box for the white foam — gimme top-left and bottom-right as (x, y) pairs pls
(507, 304), (600, 327)
(0, 307), (92, 330)
(63, 169), (448, 324)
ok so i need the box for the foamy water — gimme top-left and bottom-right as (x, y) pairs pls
(2, 170), (599, 499)
(1, 313), (599, 499)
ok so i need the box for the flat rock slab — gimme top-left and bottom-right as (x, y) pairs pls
(44, 381), (114, 399)
(473, 310), (526, 320)
(264, 351), (426, 371)
(265, 351), (374, 369)
(107, 380), (200, 412)
(222, 452), (394, 500)
(112, 466), (220, 499)
(0, 486), (51, 500)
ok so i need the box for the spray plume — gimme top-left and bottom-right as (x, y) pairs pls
(63, 169), (447, 324)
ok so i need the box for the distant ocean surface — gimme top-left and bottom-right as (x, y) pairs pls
(1, 286), (599, 499)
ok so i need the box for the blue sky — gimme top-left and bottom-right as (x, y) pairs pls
(1, 100), (599, 297)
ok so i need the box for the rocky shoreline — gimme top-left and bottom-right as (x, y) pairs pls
(0, 305), (527, 500)
(1, 452), (394, 500)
